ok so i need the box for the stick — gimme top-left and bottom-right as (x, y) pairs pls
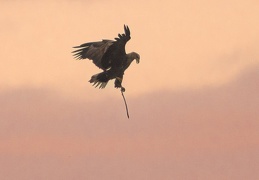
(121, 90), (130, 118)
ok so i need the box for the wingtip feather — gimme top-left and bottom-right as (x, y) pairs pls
(124, 24), (130, 35)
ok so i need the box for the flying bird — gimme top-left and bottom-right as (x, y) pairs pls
(72, 25), (140, 92)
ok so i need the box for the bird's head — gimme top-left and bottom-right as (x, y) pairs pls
(128, 52), (140, 64)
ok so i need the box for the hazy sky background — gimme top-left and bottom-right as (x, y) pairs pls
(1, 0), (259, 179)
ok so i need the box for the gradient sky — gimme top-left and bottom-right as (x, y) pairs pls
(1, 0), (259, 179)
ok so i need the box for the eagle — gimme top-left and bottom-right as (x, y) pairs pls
(72, 25), (140, 92)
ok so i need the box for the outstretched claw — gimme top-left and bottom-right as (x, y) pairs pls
(121, 87), (125, 92)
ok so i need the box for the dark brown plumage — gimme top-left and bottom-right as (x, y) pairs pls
(72, 25), (140, 91)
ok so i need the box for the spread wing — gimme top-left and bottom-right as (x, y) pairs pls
(112, 25), (131, 56)
(72, 40), (114, 70)
(72, 25), (131, 70)
(115, 25), (131, 44)
(101, 25), (131, 68)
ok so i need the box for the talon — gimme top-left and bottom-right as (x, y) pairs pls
(121, 87), (125, 92)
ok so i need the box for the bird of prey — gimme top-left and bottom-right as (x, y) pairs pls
(72, 25), (140, 92)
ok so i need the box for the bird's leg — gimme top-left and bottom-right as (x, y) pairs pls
(115, 76), (125, 92)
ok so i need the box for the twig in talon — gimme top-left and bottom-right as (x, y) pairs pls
(72, 25), (140, 118)
(121, 89), (129, 118)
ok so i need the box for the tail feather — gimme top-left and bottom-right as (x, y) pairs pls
(89, 72), (109, 89)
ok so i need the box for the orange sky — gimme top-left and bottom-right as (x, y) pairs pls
(1, 0), (259, 179)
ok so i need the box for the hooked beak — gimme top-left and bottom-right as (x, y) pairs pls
(136, 57), (140, 64)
